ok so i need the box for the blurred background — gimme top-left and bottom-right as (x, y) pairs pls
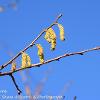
(0, 0), (100, 100)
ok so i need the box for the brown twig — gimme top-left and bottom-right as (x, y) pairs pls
(9, 74), (22, 95)
(0, 14), (62, 70)
(0, 46), (100, 76)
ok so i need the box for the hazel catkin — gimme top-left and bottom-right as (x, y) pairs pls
(57, 24), (65, 41)
(21, 52), (31, 68)
(11, 62), (16, 71)
(36, 44), (44, 63)
(27, 55), (31, 67)
(44, 28), (57, 50)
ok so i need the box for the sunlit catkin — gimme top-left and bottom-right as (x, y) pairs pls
(51, 39), (56, 50)
(45, 28), (56, 43)
(57, 24), (65, 41)
(36, 44), (44, 63)
(21, 52), (27, 68)
(44, 28), (56, 50)
(27, 55), (31, 67)
(21, 52), (31, 68)
(11, 62), (16, 71)
(44, 29), (51, 43)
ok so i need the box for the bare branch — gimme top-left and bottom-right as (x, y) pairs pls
(0, 14), (62, 70)
(9, 74), (22, 95)
(0, 46), (100, 76)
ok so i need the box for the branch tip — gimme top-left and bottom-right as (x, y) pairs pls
(9, 74), (22, 95)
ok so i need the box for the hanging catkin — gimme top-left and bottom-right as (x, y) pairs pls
(27, 55), (31, 67)
(57, 24), (65, 41)
(21, 52), (31, 68)
(44, 28), (56, 50)
(11, 62), (16, 71)
(21, 52), (27, 68)
(36, 44), (44, 63)
(44, 29), (51, 43)
(51, 39), (56, 50)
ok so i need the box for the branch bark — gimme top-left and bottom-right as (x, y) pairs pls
(0, 46), (100, 76)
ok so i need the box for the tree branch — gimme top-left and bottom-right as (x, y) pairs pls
(0, 13), (99, 95)
(0, 14), (62, 70)
(0, 46), (100, 76)
(9, 74), (22, 95)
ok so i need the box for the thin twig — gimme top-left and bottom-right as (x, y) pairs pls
(0, 46), (100, 76)
(0, 14), (62, 70)
(9, 74), (22, 95)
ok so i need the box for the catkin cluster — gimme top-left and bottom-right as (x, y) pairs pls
(11, 23), (65, 71)
(15, 23), (65, 68)
(45, 28), (56, 50)
(36, 44), (44, 63)
(21, 52), (31, 68)
(44, 23), (65, 50)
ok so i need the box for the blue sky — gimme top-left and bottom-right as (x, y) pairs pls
(0, 0), (100, 100)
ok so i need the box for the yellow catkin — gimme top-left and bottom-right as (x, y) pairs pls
(22, 52), (27, 60)
(21, 52), (27, 68)
(44, 28), (56, 50)
(36, 44), (44, 63)
(45, 28), (56, 43)
(21, 52), (31, 68)
(44, 30), (51, 43)
(27, 55), (31, 67)
(11, 62), (16, 71)
(51, 39), (56, 50)
(58, 24), (65, 41)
